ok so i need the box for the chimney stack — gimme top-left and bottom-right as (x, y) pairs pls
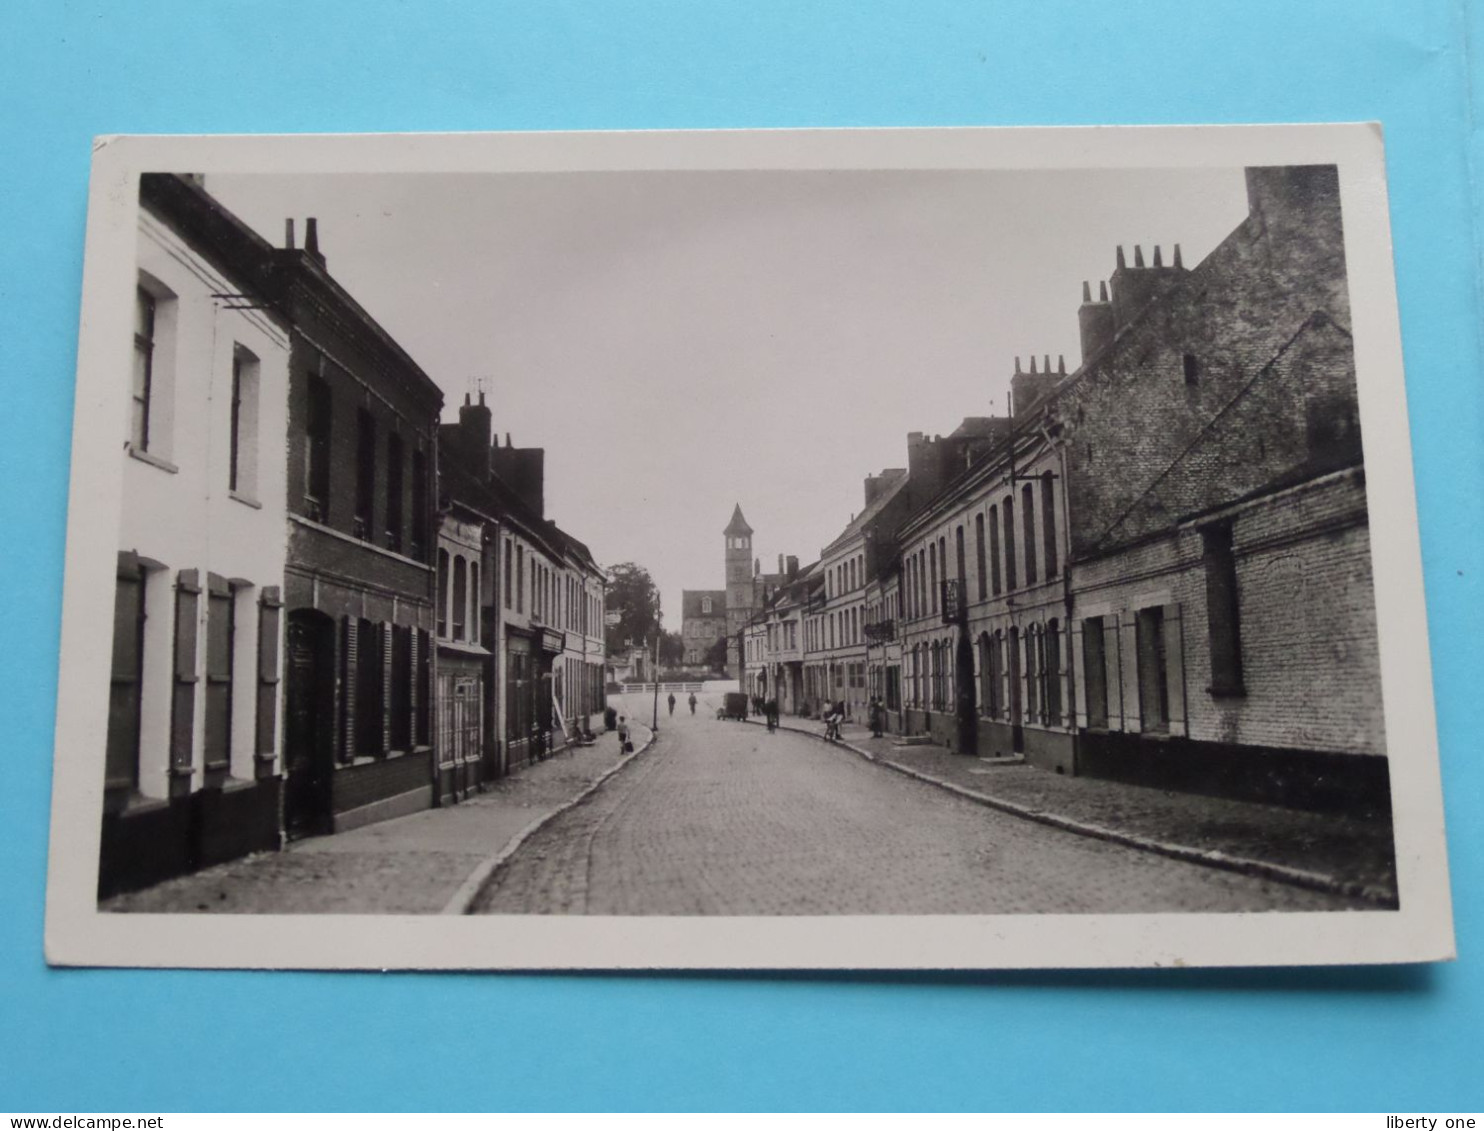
(285, 218), (295, 250)
(1079, 275), (1116, 361)
(304, 217), (324, 265)
(1134, 244), (1145, 268)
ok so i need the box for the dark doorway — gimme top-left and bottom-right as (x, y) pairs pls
(283, 610), (336, 838)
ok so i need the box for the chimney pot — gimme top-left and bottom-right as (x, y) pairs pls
(1116, 245), (1126, 269)
(1173, 243), (1184, 268)
(1043, 354), (1051, 373)
(1058, 355), (1066, 374)
(1153, 245), (1164, 267)
(1099, 280), (1109, 301)
(284, 218), (295, 250)
(505, 432), (512, 447)
(305, 217), (320, 259)
(1014, 355), (1022, 375)
(1082, 280), (1091, 303)
(1134, 244), (1145, 268)
(1029, 356), (1038, 374)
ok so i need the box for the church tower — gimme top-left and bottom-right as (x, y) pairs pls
(723, 504), (755, 677)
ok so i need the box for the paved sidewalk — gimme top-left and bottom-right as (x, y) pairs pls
(756, 716), (1398, 905)
(103, 722), (652, 915)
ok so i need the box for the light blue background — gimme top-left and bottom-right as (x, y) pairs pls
(2, 0), (1479, 1113)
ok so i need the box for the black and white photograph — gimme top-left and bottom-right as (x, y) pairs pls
(44, 125), (1453, 969)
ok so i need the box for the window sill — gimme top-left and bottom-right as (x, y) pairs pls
(127, 444), (178, 474)
(229, 490), (262, 510)
(1206, 686), (1247, 700)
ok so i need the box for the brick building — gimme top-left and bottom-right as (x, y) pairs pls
(100, 174), (293, 896)
(1055, 165), (1380, 808)
(271, 213), (444, 838)
(885, 164), (1383, 810)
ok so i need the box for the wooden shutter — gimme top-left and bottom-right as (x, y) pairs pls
(1116, 612), (1137, 733)
(341, 615), (358, 762)
(255, 587), (281, 775)
(1163, 603), (1187, 737)
(106, 553), (145, 792)
(169, 569), (201, 787)
(203, 573), (232, 775)
(381, 621), (394, 755)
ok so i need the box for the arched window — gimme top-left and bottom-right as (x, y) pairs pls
(1042, 472), (1059, 580)
(1022, 483), (1038, 585)
(977, 633), (994, 718)
(1025, 623), (1041, 724)
(974, 514), (987, 601)
(452, 556), (467, 640)
(989, 505), (1002, 595)
(989, 631), (1004, 717)
(469, 562), (480, 644)
(1003, 496), (1017, 590)
(437, 549), (450, 637)
(1045, 618), (1062, 725)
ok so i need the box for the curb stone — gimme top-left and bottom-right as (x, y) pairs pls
(441, 724), (659, 915)
(744, 717), (1396, 908)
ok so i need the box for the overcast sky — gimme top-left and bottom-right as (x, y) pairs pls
(208, 167), (1249, 626)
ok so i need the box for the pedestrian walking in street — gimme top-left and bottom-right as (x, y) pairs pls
(869, 695), (884, 739)
(668, 692), (676, 717)
(688, 692), (697, 715)
(765, 696), (779, 733)
(618, 715), (633, 754)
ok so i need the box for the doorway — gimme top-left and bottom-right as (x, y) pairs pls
(283, 610), (335, 838)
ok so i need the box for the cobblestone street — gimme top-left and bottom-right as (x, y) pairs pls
(472, 695), (1363, 915)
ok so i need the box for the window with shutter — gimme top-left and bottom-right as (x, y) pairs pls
(255, 587), (282, 777)
(1082, 616), (1109, 728)
(106, 554), (146, 795)
(203, 573), (234, 779)
(170, 569), (201, 790)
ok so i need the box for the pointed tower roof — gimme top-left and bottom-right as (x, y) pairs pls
(724, 503), (753, 537)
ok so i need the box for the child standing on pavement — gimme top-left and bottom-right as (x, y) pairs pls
(618, 715), (632, 754)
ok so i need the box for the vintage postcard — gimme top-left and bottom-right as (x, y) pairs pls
(44, 125), (1454, 969)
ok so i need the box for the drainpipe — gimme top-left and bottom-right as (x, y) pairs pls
(1058, 435), (1078, 775)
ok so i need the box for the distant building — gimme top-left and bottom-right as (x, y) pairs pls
(440, 396), (607, 781)
(682, 504), (794, 678)
(679, 589), (728, 666)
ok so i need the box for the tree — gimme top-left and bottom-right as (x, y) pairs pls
(604, 562), (662, 656)
(659, 630), (686, 668)
(703, 637), (730, 672)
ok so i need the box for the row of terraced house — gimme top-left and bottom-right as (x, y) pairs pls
(744, 165), (1390, 814)
(100, 173), (605, 897)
